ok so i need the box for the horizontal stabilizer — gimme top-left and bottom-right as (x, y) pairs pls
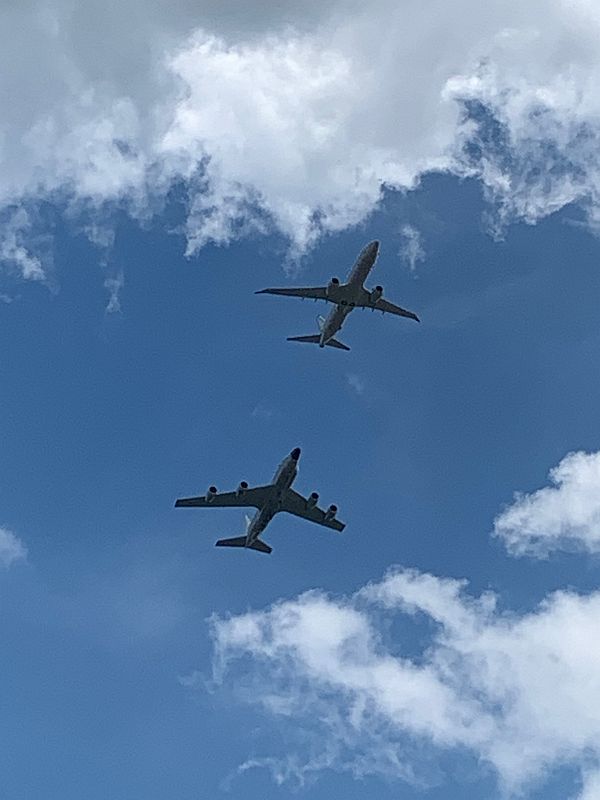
(215, 536), (272, 554)
(247, 539), (272, 554)
(287, 334), (350, 351)
(215, 536), (246, 548)
(324, 337), (350, 351)
(287, 334), (320, 344)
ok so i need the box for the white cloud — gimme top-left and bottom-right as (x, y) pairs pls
(104, 272), (124, 313)
(578, 771), (600, 800)
(3, 1), (600, 270)
(345, 373), (365, 396)
(398, 224), (425, 272)
(177, 670), (203, 688)
(211, 568), (600, 796)
(0, 526), (27, 567)
(250, 402), (276, 421)
(494, 450), (600, 557)
(0, 209), (45, 281)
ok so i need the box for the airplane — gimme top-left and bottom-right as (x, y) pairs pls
(256, 240), (419, 351)
(174, 447), (344, 554)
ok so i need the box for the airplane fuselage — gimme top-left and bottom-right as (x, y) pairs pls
(319, 240), (379, 346)
(245, 448), (299, 545)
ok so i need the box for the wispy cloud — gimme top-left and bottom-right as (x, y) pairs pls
(0, 209), (45, 281)
(345, 373), (365, 396)
(251, 402), (276, 421)
(494, 450), (600, 557)
(177, 670), (203, 688)
(398, 224), (425, 272)
(0, 526), (27, 567)
(211, 567), (600, 797)
(104, 272), (124, 314)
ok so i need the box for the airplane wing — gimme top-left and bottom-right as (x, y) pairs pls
(175, 485), (272, 509)
(280, 489), (345, 532)
(255, 286), (329, 301)
(364, 297), (420, 321)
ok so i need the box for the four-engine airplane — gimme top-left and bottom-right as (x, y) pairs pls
(256, 240), (419, 351)
(174, 448), (344, 554)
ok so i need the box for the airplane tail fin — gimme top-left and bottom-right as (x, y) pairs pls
(287, 334), (350, 351)
(215, 536), (272, 554)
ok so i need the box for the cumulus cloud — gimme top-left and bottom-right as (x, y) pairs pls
(210, 567), (600, 796)
(494, 450), (600, 557)
(3, 0), (600, 272)
(0, 526), (27, 567)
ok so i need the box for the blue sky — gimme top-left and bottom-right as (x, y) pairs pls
(3, 3), (600, 799)
(2, 172), (600, 800)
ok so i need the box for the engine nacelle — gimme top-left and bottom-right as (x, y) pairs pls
(370, 285), (383, 303)
(324, 504), (338, 521)
(206, 486), (218, 503)
(327, 277), (340, 297)
(307, 492), (319, 509)
(236, 480), (249, 497)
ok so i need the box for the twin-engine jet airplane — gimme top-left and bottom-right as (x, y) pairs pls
(256, 240), (419, 351)
(174, 448), (344, 554)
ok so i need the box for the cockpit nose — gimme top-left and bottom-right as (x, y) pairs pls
(291, 447), (301, 461)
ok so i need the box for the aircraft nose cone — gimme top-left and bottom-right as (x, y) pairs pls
(291, 447), (301, 461)
(370, 240), (380, 252)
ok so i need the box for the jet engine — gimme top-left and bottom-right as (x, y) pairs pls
(370, 285), (383, 303)
(324, 504), (338, 521)
(206, 486), (218, 503)
(327, 277), (340, 297)
(307, 492), (319, 508)
(236, 480), (249, 497)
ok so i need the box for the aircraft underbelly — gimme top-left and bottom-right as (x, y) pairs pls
(248, 472), (294, 542)
(348, 241), (378, 284)
(248, 508), (272, 541)
(324, 306), (349, 339)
